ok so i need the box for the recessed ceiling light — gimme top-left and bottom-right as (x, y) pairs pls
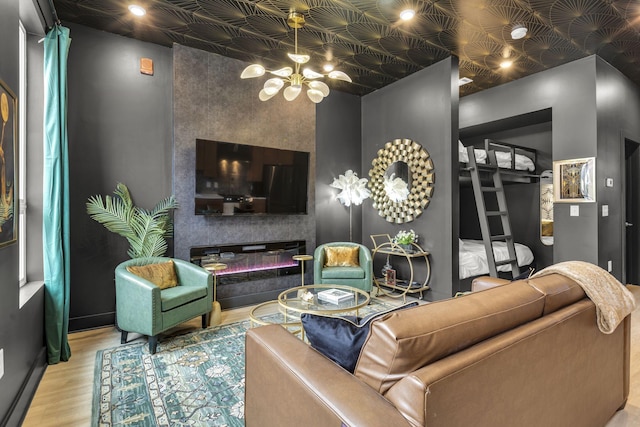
(458, 77), (473, 86)
(399, 9), (416, 21)
(500, 60), (513, 69)
(128, 4), (146, 17)
(511, 24), (527, 40)
(323, 63), (334, 72)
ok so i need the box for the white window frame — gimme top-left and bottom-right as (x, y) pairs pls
(18, 20), (27, 287)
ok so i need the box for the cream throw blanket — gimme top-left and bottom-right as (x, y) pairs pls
(531, 261), (636, 334)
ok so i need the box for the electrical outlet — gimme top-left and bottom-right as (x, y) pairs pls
(602, 205), (609, 217)
(0, 348), (4, 380)
(570, 205), (579, 216)
(607, 260), (613, 272)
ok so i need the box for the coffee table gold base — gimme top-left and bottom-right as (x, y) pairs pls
(203, 262), (227, 327)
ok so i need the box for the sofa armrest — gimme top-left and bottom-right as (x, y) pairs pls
(471, 276), (510, 292)
(245, 325), (413, 427)
(173, 259), (213, 294)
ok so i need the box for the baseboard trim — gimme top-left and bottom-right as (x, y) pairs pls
(1, 346), (47, 427)
(69, 312), (116, 332)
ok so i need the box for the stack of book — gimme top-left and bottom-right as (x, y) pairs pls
(317, 289), (354, 304)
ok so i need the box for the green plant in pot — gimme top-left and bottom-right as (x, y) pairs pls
(86, 182), (178, 258)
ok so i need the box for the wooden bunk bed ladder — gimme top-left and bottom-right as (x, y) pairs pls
(466, 145), (520, 278)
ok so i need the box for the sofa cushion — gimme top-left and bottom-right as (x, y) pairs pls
(354, 281), (546, 394)
(526, 274), (586, 315)
(321, 266), (365, 280)
(324, 246), (360, 267)
(127, 260), (178, 290)
(301, 302), (419, 373)
(160, 285), (208, 311)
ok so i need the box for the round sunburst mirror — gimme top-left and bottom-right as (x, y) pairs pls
(368, 138), (435, 224)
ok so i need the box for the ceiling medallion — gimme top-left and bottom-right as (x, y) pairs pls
(240, 11), (352, 104)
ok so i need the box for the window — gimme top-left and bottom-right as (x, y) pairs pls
(18, 20), (27, 287)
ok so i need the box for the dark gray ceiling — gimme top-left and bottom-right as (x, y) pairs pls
(52, 0), (640, 96)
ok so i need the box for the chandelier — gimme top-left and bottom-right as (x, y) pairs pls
(240, 11), (351, 104)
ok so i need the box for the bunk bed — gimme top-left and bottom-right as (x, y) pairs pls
(458, 139), (540, 288)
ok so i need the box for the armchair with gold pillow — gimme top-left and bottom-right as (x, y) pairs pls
(115, 257), (213, 354)
(313, 242), (373, 292)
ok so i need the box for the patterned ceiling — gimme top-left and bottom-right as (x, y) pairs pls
(52, 0), (640, 96)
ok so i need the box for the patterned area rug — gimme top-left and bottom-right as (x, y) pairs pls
(92, 298), (398, 426)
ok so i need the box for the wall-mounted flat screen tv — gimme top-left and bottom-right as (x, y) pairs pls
(195, 139), (309, 216)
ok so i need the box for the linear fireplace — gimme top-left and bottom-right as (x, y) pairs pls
(190, 240), (306, 287)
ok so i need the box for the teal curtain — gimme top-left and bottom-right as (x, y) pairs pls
(43, 25), (72, 364)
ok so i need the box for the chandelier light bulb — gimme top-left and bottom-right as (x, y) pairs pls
(263, 78), (284, 95)
(288, 53), (310, 64)
(328, 70), (352, 82)
(323, 64), (334, 72)
(258, 89), (277, 101)
(303, 68), (324, 79)
(241, 64), (266, 79)
(307, 89), (324, 103)
(284, 85), (302, 101)
(309, 80), (330, 97)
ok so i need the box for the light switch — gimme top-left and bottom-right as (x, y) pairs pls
(602, 205), (609, 217)
(0, 348), (4, 380)
(570, 205), (579, 216)
(606, 178), (614, 187)
(608, 260), (612, 272)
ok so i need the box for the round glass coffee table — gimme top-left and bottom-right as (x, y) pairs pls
(249, 284), (370, 339)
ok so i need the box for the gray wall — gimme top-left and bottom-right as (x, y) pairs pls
(594, 57), (640, 282)
(316, 90), (362, 244)
(362, 57), (459, 300)
(172, 45), (316, 307)
(460, 55), (640, 279)
(65, 23), (174, 330)
(0, 1), (46, 425)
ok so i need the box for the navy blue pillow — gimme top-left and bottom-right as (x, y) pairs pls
(301, 302), (419, 373)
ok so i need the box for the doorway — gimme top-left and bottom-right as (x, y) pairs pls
(624, 138), (640, 284)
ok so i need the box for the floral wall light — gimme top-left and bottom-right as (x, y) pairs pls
(330, 170), (371, 241)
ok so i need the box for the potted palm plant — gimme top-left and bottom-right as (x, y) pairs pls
(86, 183), (178, 258)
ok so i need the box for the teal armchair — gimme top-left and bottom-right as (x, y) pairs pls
(115, 257), (213, 354)
(313, 242), (373, 292)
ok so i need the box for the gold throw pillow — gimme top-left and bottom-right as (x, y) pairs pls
(127, 260), (178, 290)
(324, 246), (360, 267)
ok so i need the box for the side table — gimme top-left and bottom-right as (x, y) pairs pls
(203, 262), (227, 326)
(292, 254), (313, 286)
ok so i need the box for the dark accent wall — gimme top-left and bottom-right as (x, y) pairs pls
(361, 57), (459, 300)
(460, 55), (640, 279)
(172, 45), (316, 308)
(65, 23), (173, 330)
(0, 1), (46, 425)
(594, 57), (640, 282)
(316, 91), (362, 245)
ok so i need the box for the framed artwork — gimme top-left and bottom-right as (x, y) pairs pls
(553, 157), (596, 203)
(0, 79), (17, 248)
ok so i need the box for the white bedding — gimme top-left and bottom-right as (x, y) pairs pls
(459, 239), (535, 279)
(458, 141), (535, 172)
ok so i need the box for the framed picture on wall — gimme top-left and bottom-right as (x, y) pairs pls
(0, 79), (17, 249)
(553, 157), (596, 203)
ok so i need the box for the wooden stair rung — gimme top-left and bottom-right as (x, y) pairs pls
(495, 258), (517, 266)
(481, 187), (501, 192)
(490, 234), (512, 241)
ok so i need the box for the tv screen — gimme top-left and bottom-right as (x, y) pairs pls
(195, 139), (309, 216)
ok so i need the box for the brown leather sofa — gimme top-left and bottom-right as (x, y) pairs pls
(245, 274), (633, 427)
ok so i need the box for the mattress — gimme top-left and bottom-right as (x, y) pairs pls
(459, 239), (535, 279)
(458, 141), (535, 172)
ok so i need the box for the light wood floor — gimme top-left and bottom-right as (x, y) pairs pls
(22, 301), (640, 427)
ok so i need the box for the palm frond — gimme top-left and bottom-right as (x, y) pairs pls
(87, 183), (177, 258)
